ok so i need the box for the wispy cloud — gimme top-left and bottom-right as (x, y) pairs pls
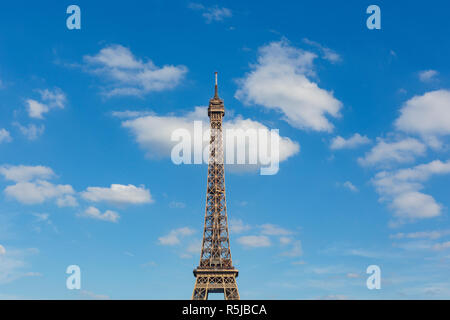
(281, 240), (302, 257)
(418, 70), (438, 82)
(358, 137), (426, 167)
(169, 201), (186, 209)
(188, 3), (232, 23)
(390, 229), (450, 240)
(342, 181), (358, 192)
(80, 290), (110, 300)
(0, 247), (40, 284)
(25, 88), (66, 119)
(13, 123), (45, 140)
(158, 227), (195, 246)
(229, 218), (251, 234)
(259, 224), (292, 236)
(303, 38), (342, 63)
(373, 159), (450, 222)
(237, 235), (271, 248)
(0, 129), (12, 143)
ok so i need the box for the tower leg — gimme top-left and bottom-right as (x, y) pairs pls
(192, 286), (207, 300)
(224, 275), (240, 300)
(192, 273), (239, 300)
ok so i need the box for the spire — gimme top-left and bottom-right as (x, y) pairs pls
(208, 71), (225, 118)
(214, 72), (218, 98)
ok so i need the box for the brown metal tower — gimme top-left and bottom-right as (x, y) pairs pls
(192, 72), (240, 300)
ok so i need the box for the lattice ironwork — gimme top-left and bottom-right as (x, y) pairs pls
(192, 73), (239, 300)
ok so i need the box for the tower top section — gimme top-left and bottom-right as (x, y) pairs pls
(208, 72), (225, 117)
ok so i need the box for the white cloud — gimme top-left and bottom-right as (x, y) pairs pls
(111, 110), (155, 119)
(25, 88), (66, 119)
(1, 165), (76, 206)
(141, 261), (157, 267)
(32, 213), (50, 222)
(393, 239), (450, 252)
(56, 195), (78, 207)
(342, 181), (358, 192)
(373, 159), (450, 221)
(260, 224), (292, 236)
(81, 184), (153, 205)
(237, 235), (271, 248)
(229, 218), (251, 234)
(203, 7), (232, 23)
(120, 106), (299, 171)
(224, 117), (300, 170)
(0, 245), (5, 255)
(83, 44), (188, 97)
(281, 240), (302, 257)
(80, 290), (110, 300)
(0, 165), (54, 182)
(235, 40), (342, 132)
(169, 201), (186, 209)
(79, 206), (119, 223)
(330, 133), (371, 150)
(231, 219), (302, 254)
(432, 241), (450, 251)
(0, 129), (12, 143)
(188, 3), (232, 23)
(39, 88), (67, 109)
(121, 108), (204, 158)
(344, 248), (382, 259)
(180, 239), (202, 259)
(4, 180), (75, 205)
(0, 247), (39, 284)
(319, 294), (349, 300)
(390, 192), (441, 219)
(390, 229), (450, 240)
(158, 227), (195, 246)
(13, 123), (45, 140)
(302, 38), (341, 63)
(279, 236), (292, 245)
(347, 273), (360, 279)
(186, 240), (202, 255)
(26, 100), (48, 119)
(418, 70), (438, 82)
(358, 137), (426, 167)
(395, 90), (450, 147)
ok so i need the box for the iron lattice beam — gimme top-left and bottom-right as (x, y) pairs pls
(192, 73), (240, 300)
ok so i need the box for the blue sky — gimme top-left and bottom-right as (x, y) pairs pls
(1, 0), (450, 299)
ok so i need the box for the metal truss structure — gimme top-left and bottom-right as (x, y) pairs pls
(192, 73), (240, 300)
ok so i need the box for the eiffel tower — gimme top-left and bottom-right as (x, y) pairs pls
(192, 73), (240, 300)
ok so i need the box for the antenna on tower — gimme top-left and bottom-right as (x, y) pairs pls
(214, 72), (218, 98)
